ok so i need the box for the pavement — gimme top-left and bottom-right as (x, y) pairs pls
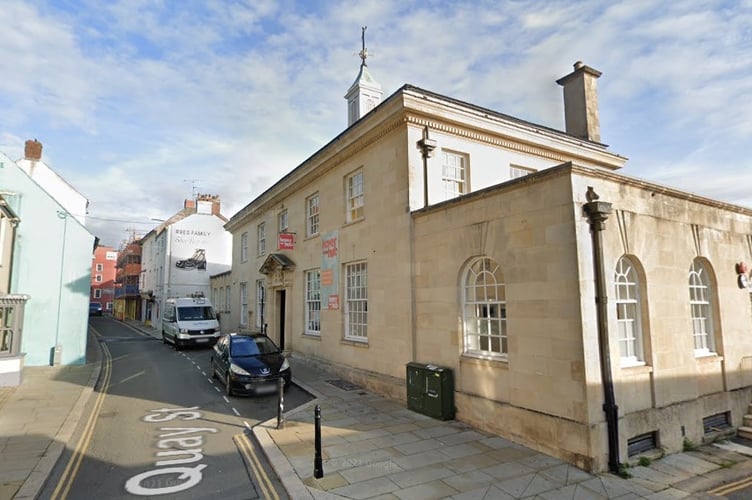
(2, 319), (752, 499)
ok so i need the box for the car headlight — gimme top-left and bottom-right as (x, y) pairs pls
(280, 358), (290, 371)
(230, 363), (251, 376)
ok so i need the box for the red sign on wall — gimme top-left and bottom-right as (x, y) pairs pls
(278, 233), (294, 250)
(328, 295), (340, 310)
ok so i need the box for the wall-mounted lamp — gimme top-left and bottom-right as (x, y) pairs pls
(736, 261), (749, 289)
(416, 126), (437, 208)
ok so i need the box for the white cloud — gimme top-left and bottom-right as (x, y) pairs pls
(1, 0), (750, 247)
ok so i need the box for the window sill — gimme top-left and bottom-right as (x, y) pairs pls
(460, 352), (508, 366)
(341, 337), (369, 348)
(343, 217), (365, 228)
(695, 353), (723, 364)
(620, 363), (652, 375)
(302, 332), (321, 340)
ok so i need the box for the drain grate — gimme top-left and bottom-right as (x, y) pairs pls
(326, 379), (361, 391)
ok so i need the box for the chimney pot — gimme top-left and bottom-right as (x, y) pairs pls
(24, 139), (43, 160)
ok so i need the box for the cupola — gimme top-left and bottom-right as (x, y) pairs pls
(344, 26), (383, 127)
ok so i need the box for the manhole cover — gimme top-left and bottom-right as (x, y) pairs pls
(326, 379), (361, 391)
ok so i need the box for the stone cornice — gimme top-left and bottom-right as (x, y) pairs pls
(571, 164), (752, 216)
(226, 87), (629, 230)
(412, 162), (752, 219)
(404, 110), (621, 169)
(405, 114), (573, 166)
(226, 112), (409, 230)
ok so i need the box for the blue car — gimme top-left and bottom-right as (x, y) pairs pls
(89, 302), (103, 316)
(210, 333), (291, 397)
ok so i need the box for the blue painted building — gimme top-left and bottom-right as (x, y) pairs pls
(0, 143), (95, 367)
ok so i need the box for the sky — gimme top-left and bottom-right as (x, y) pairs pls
(1, 0), (750, 248)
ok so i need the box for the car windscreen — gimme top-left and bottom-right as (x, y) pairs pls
(177, 306), (216, 321)
(230, 336), (279, 357)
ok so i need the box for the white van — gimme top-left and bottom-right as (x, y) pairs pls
(162, 293), (220, 349)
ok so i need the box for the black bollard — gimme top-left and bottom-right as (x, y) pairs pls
(314, 405), (323, 478)
(276, 377), (285, 429)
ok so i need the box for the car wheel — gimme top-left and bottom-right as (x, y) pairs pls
(225, 373), (233, 397)
(161, 330), (167, 344)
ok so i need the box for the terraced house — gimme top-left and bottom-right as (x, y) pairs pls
(215, 55), (752, 473)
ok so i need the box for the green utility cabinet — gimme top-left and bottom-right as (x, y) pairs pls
(406, 362), (455, 420)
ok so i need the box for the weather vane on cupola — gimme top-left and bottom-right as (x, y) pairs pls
(359, 25), (369, 66)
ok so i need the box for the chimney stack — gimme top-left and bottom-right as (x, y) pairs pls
(184, 199), (196, 210)
(24, 139), (43, 160)
(195, 193), (221, 216)
(556, 61), (602, 142)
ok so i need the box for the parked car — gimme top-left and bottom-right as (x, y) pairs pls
(210, 333), (291, 396)
(89, 302), (103, 316)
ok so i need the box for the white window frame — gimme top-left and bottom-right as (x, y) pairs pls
(94, 289), (102, 299)
(278, 210), (288, 234)
(225, 286), (231, 313)
(442, 151), (467, 199)
(96, 263), (104, 272)
(257, 223), (266, 256)
(95, 275), (102, 283)
(345, 261), (367, 341)
(307, 193), (319, 237)
(462, 257), (506, 358)
(305, 269), (321, 335)
(346, 171), (364, 223)
(614, 256), (645, 367)
(255, 279), (265, 330)
(240, 232), (248, 262)
(509, 165), (536, 179)
(239, 282), (248, 328)
(689, 259), (715, 356)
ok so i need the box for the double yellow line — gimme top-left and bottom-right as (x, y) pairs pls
(49, 325), (281, 499)
(50, 327), (112, 500)
(709, 474), (752, 496)
(234, 432), (280, 500)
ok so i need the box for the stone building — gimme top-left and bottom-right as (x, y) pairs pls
(215, 55), (752, 472)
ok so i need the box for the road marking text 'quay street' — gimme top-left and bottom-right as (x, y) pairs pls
(125, 406), (217, 496)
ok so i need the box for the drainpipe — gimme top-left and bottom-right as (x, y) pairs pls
(53, 210), (68, 366)
(412, 126), (437, 362)
(582, 186), (620, 474)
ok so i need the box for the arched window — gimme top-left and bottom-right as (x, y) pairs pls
(689, 259), (715, 355)
(614, 256), (644, 366)
(463, 257), (506, 356)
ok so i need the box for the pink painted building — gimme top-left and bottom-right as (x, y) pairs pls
(91, 245), (117, 312)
